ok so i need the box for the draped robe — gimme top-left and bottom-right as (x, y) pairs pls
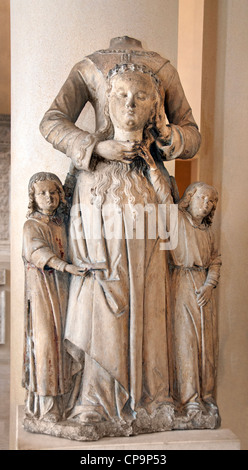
(64, 161), (172, 420)
(147, 169), (221, 407)
(38, 37), (202, 420)
(22, 212), (72, 398)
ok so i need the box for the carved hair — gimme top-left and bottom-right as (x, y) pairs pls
(27, 172), (68, 218)
(179, 182), (218, 226)
(92, 64), (165, 206)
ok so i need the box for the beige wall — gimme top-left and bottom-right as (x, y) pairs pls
(176, 0), (204, 196)
(9, 0), (248, 451)
(10, 0), (179, 449)
(0, 0), (10, 114)
(178, 0), (204, 131)
(209, 0), (248, 450)
(178, 1), (248, 447)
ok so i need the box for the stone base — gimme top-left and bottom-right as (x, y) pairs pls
(16, 406), (240, 450)
(17, 407), (240, 450)
(22, 403), (221, 442)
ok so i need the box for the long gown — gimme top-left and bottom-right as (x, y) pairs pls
(22, 212), (73, 416)
(64, 160), (172, 421)
(39, 37), (201, 421)
(169, 212), (221, 406)
(147, 169), (222, 408)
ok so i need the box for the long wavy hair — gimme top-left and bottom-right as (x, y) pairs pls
(27, 172), (68, 219)
(91, 64), (166, 206)
(179, 182), (218, 226)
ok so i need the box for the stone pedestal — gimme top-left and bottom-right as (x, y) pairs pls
(16, 406), (240, 450)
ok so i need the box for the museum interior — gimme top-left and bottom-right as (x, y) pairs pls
(0, 0), (247, 450)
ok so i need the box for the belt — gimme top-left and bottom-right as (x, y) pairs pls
(169, 264), (207, 272)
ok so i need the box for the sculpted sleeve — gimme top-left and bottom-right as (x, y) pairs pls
(158, 62), (201, 160)
(205, 232), (222, 287)
(23, 220), (67, 271)
(39, 60), (98, 171)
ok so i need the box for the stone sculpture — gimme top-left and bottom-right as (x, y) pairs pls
(22, 37), (221, 441)
(138, 150), (221, 422)
(22, 171), (86, 422)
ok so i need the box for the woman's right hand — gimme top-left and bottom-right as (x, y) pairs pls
(95, 140), (138, 163)
(65, 264), (89, 277)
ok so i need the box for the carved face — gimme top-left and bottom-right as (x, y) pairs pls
(188, 187), (215, 221)
(34, 180), (60, 215)
(108, 72), (156, 133)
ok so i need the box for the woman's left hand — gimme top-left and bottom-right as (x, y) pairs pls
(138, 143), (157, 170)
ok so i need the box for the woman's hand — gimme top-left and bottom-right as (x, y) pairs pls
(65, 264), (89, 277)
(195, 285), (213, 308)
(95, 140), (138, 163)
(138, 143), (157, 170)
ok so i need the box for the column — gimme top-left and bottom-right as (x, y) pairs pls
(10, 0), (179, 448)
